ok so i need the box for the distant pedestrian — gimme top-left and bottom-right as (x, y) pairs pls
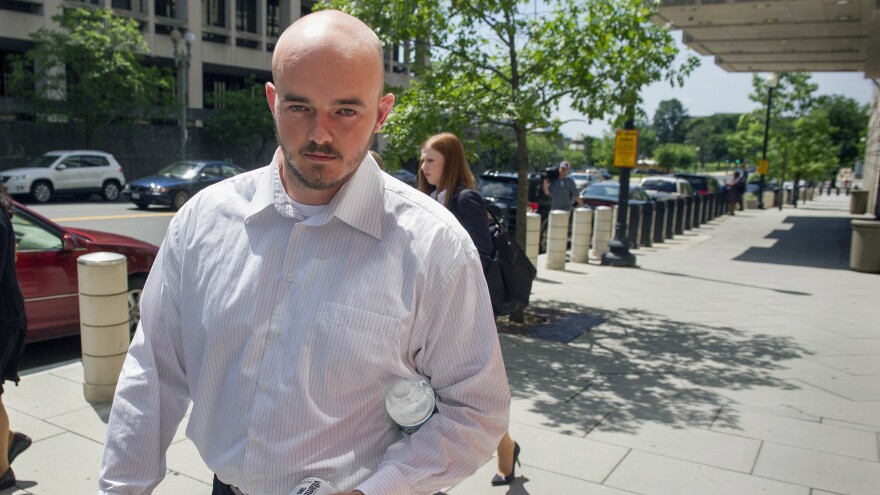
(543, 161), (583, 211)
(0, 187), (33, 490)
(726, 170), (742, 215)
(737, 164), (748, 211)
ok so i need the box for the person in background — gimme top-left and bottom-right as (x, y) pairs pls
(737, 163), (749, 211)
(0, 187), (32, 491)
(726, 170), (742, 216)
(99, 11), (509, 495)
(543, 161), (584, 211)
(418, 132), (521, 487)
(369, 150), (385, 171)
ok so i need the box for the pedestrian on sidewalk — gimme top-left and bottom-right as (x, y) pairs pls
(726, 170), (742, 215)
(543, 161), (584, 212)
(418, 132), (522, 486)
(0, 187), (33, 490)
(99, 10), (509, 495)
(737, 164), (749, 211)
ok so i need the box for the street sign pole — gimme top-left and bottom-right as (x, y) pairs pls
(601, 122), (638, 267)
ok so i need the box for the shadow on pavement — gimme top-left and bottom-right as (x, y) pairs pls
(734, 216), (853, 270)
(498, 301), (810, 436)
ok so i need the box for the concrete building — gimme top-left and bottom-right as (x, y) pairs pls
(656, 0), (880, 217)
(0, 0), (413, 119)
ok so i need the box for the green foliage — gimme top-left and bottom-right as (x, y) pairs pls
(813, 95), (870, 168)
(653, 98), (689, 144)
(204, 77), (275, 166)
(318, 0), (698, 247)
(684, 113), (739, 163)
(15, 7), (174, 147)
(652, 143), (697, 170)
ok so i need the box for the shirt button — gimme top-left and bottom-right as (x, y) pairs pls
(286, 274), (294, 282)
(251, 437), (260, 445)
(261, 382), (269, 390)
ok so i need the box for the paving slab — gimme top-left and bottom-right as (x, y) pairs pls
(753, 442), (880, 495)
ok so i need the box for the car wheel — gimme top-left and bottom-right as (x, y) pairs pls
(134, 201), (150, 210)
(128, 275), (147, 335)
(31, 181), (53, 203)
(102, 180), (121, 201)
(172, 190), (190, 211)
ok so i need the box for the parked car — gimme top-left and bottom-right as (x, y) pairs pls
(10, 201), (158, 342)
(674, 173), (720, 196)
(639, 176), (693, 199)
(478, 170), (551, 251)
(389, 168), (417, 187)
(125, 160), (246, 211)
(579, 181), (653, 209)
(0, 150), (126, 203)
(568, 172), (595, 192)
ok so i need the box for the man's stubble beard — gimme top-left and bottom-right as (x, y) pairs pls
(275, 125), (371, 192)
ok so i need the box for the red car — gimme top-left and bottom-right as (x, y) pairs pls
(11, 201), (158, 342)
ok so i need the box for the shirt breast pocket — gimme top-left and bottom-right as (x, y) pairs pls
(308, 302), (403, 404)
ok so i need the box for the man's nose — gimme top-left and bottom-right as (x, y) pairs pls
(308, 113), (333, 144)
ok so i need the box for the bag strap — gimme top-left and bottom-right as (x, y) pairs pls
(485, 205), (507, 233)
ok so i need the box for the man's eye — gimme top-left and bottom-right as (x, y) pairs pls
(289, 105), (307, 112)
(339, 108), (356, 116)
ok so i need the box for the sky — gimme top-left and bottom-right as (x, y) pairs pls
(556, 34), (877, 139)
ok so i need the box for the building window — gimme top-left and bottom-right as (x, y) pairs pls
(203, 0), (226, 28)
(155, 0), (176, 18)
(266, 0), (279, 37)
(236, 0), (257, 33)
(1, 53), (28, 98)
(112, 0), (132, 10)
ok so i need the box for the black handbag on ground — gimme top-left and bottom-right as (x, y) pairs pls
(484, 208), (537, 316)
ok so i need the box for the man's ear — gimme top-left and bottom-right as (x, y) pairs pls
(265, 82), (277, 116)
(374, 93), (395, 132)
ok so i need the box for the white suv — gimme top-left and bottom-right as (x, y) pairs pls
(0, 150), (126, 203)
(639, 176), (693, 200)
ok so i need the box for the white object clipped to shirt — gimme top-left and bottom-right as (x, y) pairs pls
(99, 151), (510, 495)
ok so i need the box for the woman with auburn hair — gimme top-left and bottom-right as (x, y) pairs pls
(418, 132), (522, 486)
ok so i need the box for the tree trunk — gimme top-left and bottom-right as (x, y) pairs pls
(510, 123), (530, 324)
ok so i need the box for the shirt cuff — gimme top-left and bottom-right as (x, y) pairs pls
(354, 464), (410, 495)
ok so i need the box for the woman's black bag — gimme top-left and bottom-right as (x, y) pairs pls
(484, 208), (537, 316)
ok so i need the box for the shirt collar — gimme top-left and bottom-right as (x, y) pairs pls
(245, 149), (384, 240)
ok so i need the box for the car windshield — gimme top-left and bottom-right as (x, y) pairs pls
(26, 156), (59, 168)
(641, 180), (676, 192)
(478, 179), (517, 199)
(157, 162), (201, 179)
(583, 183), (618, 197)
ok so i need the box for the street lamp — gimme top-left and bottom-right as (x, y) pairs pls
(170, 27), (196, 162)
(759, 72), (778, 210)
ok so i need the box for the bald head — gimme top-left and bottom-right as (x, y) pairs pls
(272, 10), (385, 94)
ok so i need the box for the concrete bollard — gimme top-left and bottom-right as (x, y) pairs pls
(683, 196), (693, 230)
(525, 212), (541, 269)
(570, 208), (592, 263)
(665, 199), (676, 239)
(545, 210), (569, 270)
(850, 220), (880, 273)
(591, 206), (613, 259)
(762, 191), (775, 209)
(641, 201), (654, 247)
(627, 203), (642, 249)
(653, 199), (666, 243)
(77, 252), (130, 403)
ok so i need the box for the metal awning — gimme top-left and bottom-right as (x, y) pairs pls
(655, 0), (880, 78)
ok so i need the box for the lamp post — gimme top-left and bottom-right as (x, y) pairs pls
(170, 27), (196, 162)
(759, 72), (778, 210)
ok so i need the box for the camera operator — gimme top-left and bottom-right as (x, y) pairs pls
(543, 161), (583, 212)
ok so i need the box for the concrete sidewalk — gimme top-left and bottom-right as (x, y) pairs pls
(5, 193), (880, 494)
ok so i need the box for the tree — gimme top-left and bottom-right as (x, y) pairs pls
(652, 143), (697, 171)
(204, 77), (275, 167)
(653, 98), (689, 144)
(814, 95), (870, 170)
(320, 0), (698, 248)
(16, 7), (174, 147)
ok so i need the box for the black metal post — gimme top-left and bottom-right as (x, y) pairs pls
(758, 83), (775, 209)
(602, 118), (637, 267)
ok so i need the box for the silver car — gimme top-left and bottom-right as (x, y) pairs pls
(0, 150), (127, 203)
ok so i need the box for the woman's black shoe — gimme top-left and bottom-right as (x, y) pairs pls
(0, 467), (15, 490)
(8, 432), (32, 465)
(490, 442), (520, 486)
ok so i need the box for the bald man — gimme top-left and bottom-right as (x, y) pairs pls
(99, 10), (509, 495)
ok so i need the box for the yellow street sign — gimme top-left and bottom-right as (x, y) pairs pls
(614, 129), (638, 168)
(757, 159), (769, 175)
